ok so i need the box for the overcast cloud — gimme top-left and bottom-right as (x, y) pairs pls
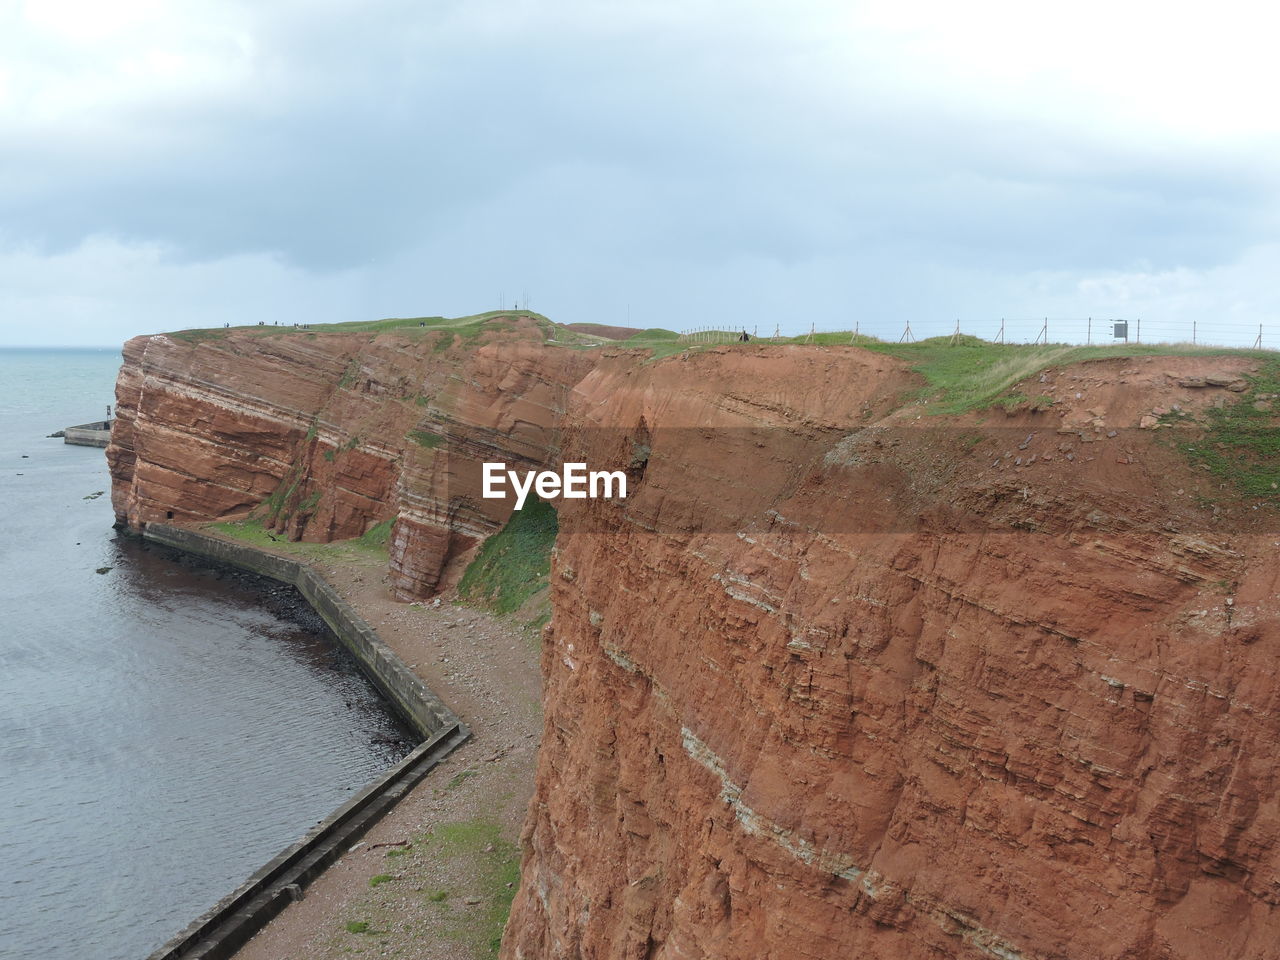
(2, 0), (1278, 346)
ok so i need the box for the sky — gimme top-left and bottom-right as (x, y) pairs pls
(1, 0), (1278, 347)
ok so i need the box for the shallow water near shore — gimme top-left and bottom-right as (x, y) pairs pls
(0, 348), (414, 960)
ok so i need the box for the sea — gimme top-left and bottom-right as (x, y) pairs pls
(0, 348), (415, 960)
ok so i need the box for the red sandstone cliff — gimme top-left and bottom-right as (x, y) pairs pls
(108, 316), (597, 598)
(504, 348), (1280, 960)
(109, 328), (1280, 959)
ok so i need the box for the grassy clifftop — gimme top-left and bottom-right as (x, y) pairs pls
(165, 309), (1275, 414)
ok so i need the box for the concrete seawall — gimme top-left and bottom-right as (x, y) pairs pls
(139, 523), (469, 960)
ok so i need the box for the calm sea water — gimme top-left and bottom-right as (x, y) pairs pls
(0, 348), (413, 960)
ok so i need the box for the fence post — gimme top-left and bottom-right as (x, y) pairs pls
(1255, 324), (1263, 349)
(1137, 318), (1141, 344)
(1087, 317), (1091, 345)
(996, 318), (1005, 344)
(1192, 320), (1196, 345)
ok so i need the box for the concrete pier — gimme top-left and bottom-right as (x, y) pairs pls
(63, 419), (113, 448)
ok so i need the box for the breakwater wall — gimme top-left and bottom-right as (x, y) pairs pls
(139, 523), (469, 960)
(64, 419), (112, 448)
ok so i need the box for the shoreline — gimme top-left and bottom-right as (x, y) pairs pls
(137, 524), (469, 960)
(135, 521), (544, 960)
(140, 524), (463, 741)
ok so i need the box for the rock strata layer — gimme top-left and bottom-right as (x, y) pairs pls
(109, 319), (595, 597)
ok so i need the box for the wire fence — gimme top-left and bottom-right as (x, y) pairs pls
(677, 317), (1272, 351)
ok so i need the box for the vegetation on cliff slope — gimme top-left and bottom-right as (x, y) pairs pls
(883, 340), (1275, 414)
(458, 500), (556, 618)
(747, 332), (1273, 414)
(206, 516), (393, 561)
(1176, 358), (1280, 499)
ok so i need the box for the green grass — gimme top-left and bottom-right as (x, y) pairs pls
(428, 820), (522, 958)
(769, 335), (1277, 415)
(207, 516), (394, 561)
(167, 312), (1274, 415)
(344, 921), (370, 934)
(338, 360), (358, 389)
(539, 322), (686, 358)
(1177, 359), (1280, 499)
(447, 769), (479, 790)
(167, 328), (228, 344)
(427, 889), (449, 902)
(301, 310), (530, 335)
(994, 392), (1028, 412)
(458, 500), (557, 615)
(632, 339), (696, 360)
(627, 327), (679, 340)
(358, 518), (394, 548)
(659, 331), (1271, 413)
(257, 468), (302, 523)
(408, 429), (445, 449)
(369, 873), (394, 888)
(162, 309), (551, 346)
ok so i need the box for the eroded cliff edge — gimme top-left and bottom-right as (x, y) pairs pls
(109, 323), (1280, 959)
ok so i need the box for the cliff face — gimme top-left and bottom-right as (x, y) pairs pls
(506, 349), (1280, 960)
(108, 318), (596, 598)
(109, 329), (1280, 959)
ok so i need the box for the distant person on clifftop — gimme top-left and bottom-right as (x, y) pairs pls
(739, 330), (750, 342)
